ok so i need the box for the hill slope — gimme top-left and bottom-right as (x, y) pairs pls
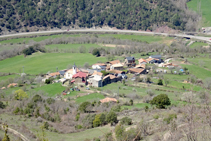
(187, 0), (211, 27)
(0, 0), (199, 34)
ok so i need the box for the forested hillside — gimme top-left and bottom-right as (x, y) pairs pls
(0, 0), (200, 34)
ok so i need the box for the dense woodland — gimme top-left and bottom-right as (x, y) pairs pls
(0, 0), (199, 34)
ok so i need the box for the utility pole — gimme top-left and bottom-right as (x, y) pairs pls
(23, 66), (24, 74)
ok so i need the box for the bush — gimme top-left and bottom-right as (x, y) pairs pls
(157, 79), (163, 85)
(92, 48), (100, 56)
(75, 125), (83, 129)
(46, 98), (55, 105)
(82, 114), (96, 129)
(14, 89), (28, 100)
(153, 114), (159, 119)
(45, 78), (53, 84)
(0, 101), (5, 109)
(129, 99), (133, 106)
(13, 107), (20, 114)
(111, 105), (121, 112)
(78, 102), (91, 113)
(163, 114), (177, 124)
(115, 124), (125, 140)
(150, 94), (171, 109)
(32, 95), (42, 103)
(93, 113), (106, 127)
(75, 113), (80, 121)
(106, 111), (117, 124)
(44, 122), (49, 130)
(23, 46), (35, 56)
(120, 117), (132, 125)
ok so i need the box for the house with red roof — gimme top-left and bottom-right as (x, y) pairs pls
(71, 71), (88, 85)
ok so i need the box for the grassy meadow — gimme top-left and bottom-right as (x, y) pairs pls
(189, 42), (208, 48)
(0, 53), (107, 74)
(187, 0), (211, 26)
(0, 33), (173, 45)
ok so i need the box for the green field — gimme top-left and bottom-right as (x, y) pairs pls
(32, 83), (66, 97)
(0, 34), (80, 44)
(46, 43), (104, 52)
(75, 93), (105, 103)
(188, 57), (211, 71)
(0, 53), (107, 74)
(189, 42), (208, 48)
(187, 0), (211, 26)
(0, 33), (173, 45)
(0, 74), (19, 82)
(181, 64), (211, 80)
(99, 34), (173, 44)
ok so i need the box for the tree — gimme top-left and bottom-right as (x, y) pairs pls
(150, 94), (171, 108)
(106, 111), (117, 124)
(115, 124), (125, 140)
(0, 101), (5, 109)
(129, 99), (133, 106)
(83, 62), (89, 69)
(14, 89), (28, 100)
(157, 79), (163, 85)
(78, 102), (91, 113)
(2, 124), (10, 141)
(32, 95), (42, 103)
(164, 77), (170, 86)
(92, 48), (100, 56)
(120, 117), (132, 125)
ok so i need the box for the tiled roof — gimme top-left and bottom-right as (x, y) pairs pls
(92, 71), (103, 76)
(103, 74), (116, 80)
(129, 68), (145, 74)
(72, 71), (87, 78)
(93, 63), (106, 66)
(109, 60), (121, 65)
(138, 58), (147, 63)
(100, 97), (117, 103)
(7, 83), (18, 88)
(135, 64), (145, 68)
(49, 72), (60, 76)
(109, 70), (123, 74)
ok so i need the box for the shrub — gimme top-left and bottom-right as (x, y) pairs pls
(115, 124), (125, 140)
(32, 95), (42, 103)
(43, 122), (49, 130)
(13, 107), (20, 114)
(78, 102), (91, 113)
(163, 114), (177, 124)
(75, 125), (83, 129)
(153, 114), (159, 119)
(0, 101), (5, 109)
(111, 105), (121, 112)
(93, 113), (106, 127)
(46, 98), (55, 105)
(92, 48), (100, 56)
(75, 113), (80, 121)
(129, 99), (133, 106)
(150, 94), (171, 109)
(82, 114), (96, 129)
(45, 78), (53, 84)
(157, 79), (163, 85)
(120, 117), (132, 125)
(106, 111), (117, 124)
(14, 89), (28, 100)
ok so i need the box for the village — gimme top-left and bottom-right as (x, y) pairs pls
(36, 54), (185, 99)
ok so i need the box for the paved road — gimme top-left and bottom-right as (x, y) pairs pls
(0, 29), (211, 43)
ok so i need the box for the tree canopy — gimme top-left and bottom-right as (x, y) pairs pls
(150, 94), (171, 108)
(0, 0), (199, 34)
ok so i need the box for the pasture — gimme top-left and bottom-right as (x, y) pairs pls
(187, 0), (211, 26)
(0, 53), (107, 74)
